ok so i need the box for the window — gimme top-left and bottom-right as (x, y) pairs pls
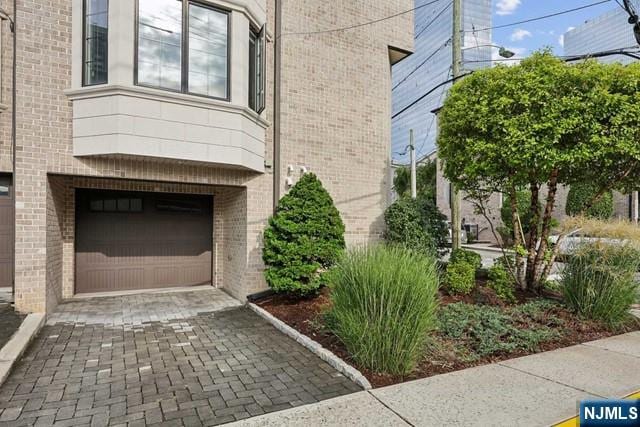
(90, 197), (143, 213)
(83, 0), (108, 86)
(249, 26), (265, 114)
(136, 0), (229, 100)
(0, 175), (11, 197)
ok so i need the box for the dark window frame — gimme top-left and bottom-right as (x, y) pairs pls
(82, 0), (109, 87)
(134, 0), (232, 102)
(249, 25), (265, 114)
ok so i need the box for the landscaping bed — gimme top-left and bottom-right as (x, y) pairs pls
(0, 303), (25, 350)
(256, 285), (640, 388)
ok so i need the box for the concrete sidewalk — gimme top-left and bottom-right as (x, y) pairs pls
(230, 331), (640, 426)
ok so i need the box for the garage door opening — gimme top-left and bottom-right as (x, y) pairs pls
(75, 189), (213, 294)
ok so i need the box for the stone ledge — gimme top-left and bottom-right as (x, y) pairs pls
(247, 302), (372, 390)
(0, 313), (46, 387)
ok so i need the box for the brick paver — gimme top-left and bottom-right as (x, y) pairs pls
(0, 305), (360, 426)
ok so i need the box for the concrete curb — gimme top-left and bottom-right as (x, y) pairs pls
(0, 313), (46, 387)
(247, 303), (372, 390)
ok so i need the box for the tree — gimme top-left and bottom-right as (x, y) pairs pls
(393, 160), (437, 202)
(438, 51), (640, 292)
(263, 173), (345, 295)
(384, 196), (448, 255)
(565, 182), (613, 220)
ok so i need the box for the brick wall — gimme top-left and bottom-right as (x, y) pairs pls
(7, 0), (413, 313)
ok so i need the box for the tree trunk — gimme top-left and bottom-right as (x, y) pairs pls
(525, 183), (540, 287)
(508, 184), (526, 289)
(531, 169), (559, 291)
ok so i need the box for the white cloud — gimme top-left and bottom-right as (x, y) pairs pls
(558, 26), (575, 48)
(510, 28), (532, 41)
(496, 0), (521, 16)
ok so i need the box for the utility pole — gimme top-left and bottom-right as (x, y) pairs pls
(450, 0), (462, 250)
(410, 129), (417, 199)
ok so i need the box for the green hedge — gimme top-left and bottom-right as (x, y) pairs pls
(263, 173), (345, 295)
(565, 183), (613, 220)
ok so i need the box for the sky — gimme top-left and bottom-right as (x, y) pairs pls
(490, 0), (621, 61)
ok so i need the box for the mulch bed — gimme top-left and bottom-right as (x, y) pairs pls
(256, 286), (640, 388)
(0, 304), (25, 350)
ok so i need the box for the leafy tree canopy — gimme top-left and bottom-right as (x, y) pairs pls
(393, 160), (437, 202)
(438, 51), (640, 291)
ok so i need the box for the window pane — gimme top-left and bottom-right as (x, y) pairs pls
(90, 199), (103, 211)
(130, 199), (143, 212)
(188, 4), (228, 98)
(249, 31), (256, 110)
(83, 0), (108, 86)
(103, 199), (116, 211)
(137, 0), (182, 91)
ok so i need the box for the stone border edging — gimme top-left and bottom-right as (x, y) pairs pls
(247, 302), (372, 390)
(0, 313), (46, 386)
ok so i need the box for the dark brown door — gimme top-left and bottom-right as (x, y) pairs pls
(0, 175), (13, 288)
(75, 190), (213, 294)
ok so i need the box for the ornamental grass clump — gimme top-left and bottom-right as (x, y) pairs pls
(561, 242), (640, 328)
(327, 245), (439, 376)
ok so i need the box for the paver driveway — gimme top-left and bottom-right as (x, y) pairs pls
(0, 289), (360, 426)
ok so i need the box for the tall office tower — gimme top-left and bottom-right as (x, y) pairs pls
(391, 0), (492, 164)
(564, 7), (639, 64)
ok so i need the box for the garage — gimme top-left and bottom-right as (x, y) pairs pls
(0, 175), (13, 288)
(75, 189), (213, 294)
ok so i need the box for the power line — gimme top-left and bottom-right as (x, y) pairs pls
(463, 47), (640, 63)
(392, 72), (470, 120)
(415, 1), (452, 40)
(463, 0), (613, 33)
(392, 46), (640, 121)
(279, 0), (445, 38)
(392, 38), (451, 91)
(414, 67), (452, 159)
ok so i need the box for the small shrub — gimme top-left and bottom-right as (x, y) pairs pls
(445, 261), (476, 295)
(384, 198), (434, 255)
(384, 196), (448, 255)
(263, 173), (345, 295)
(328, 245), (439, 375)
(437, 302), (560, 361)
(487, 263), (516, 303)
(450, 249), (482, 270)
(561, 242), (640, 327)
(566, 182), (613, 220)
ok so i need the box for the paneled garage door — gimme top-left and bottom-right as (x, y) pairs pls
(0, 175), (13, 288)
(75, 190), (213, 294)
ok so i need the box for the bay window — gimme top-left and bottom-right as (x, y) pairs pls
(83, 0), (108, 86)
(136, 0), (229, 100)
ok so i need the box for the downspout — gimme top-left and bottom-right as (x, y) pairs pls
(272, 0), (282, 212)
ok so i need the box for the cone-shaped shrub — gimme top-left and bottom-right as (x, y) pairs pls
(263, 173), (345, 295)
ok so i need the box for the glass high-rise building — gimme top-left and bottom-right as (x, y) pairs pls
(564, 8), (638, 64)
(391, 0), (492, 164)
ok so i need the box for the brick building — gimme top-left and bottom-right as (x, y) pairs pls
(0, 0), (413, 313)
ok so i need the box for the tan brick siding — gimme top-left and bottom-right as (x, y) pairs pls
(5, 0), (412, 313)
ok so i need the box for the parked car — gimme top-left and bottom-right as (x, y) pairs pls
(549, 229), (626, 256)
(446, 222), (468, 246)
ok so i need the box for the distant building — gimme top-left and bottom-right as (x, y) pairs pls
(391, 0), (492, 165)
(564, 8), (638, 64)
(564, 8), (639, 223)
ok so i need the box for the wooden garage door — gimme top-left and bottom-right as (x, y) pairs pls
(75, 190), (213, 294)
(0, 175), (13, 288)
